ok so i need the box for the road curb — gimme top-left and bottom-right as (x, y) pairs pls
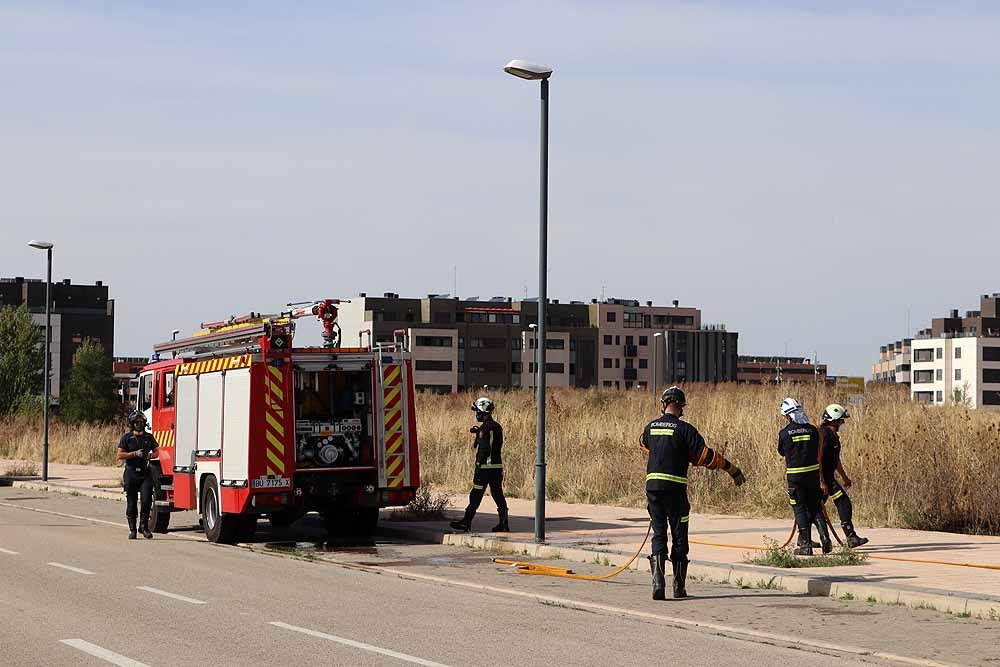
(5, 479), (124, 502)
(378, 522), (1000, 621)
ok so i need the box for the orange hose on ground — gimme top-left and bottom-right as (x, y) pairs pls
(494, 523), (652, 581)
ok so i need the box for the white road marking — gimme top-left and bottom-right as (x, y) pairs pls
(137, 586), (206, 605)
(269, 621), (453, 667)
(0, 547), (19, 555)
(47, 561), (95, 575)
(59, 639), (151, 666)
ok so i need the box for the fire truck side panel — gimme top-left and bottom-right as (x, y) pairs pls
(403, 359), (419, 486)
(247, 361), (294, 494)
(221, 367), (251, 483)
(196, 372), (224, 455)
(173, 374), (199, 509)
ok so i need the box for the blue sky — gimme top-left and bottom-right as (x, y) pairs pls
(4, 2), (1000, 376)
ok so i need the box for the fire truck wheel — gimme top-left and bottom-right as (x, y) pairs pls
(237, 515), (258, 542)
(201, 477), (239, 544)
(151, 478), (170, 534)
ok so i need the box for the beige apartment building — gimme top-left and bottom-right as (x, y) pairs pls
(871, 339), (912, 387)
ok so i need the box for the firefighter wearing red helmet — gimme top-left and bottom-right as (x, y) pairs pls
(116, 411), (160, 540)
(640, 386), (746, 600)
(450, 396), (509, 533)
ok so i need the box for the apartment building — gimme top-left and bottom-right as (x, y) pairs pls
(337, 293), (737, 392)
(0, 276), (115, 401)
(737, 356), (828, 384)
(910, 335), (1000, 408)
(871, 339), (912, 387)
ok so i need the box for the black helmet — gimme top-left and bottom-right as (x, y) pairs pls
(128, 411), (147, 428)
(660, 386), (686, 407)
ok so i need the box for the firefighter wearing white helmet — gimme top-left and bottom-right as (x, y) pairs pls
(819, 404), (869, 547)
(640, 386), (746, 600)
(777, 398), (831, 555)
(450, 396), (509, 533)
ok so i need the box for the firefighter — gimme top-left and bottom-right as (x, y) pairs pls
(116, 411), (160, 540)
(450, 397), (509, 533)
(819, 403), (869, 548)
(641, 386), (746, 600)
(778, 398), (831, 556)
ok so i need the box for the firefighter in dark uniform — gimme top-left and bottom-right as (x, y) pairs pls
(778, 398), (831, 555)
(450, 397), (509, 533)
(117, 411), (160, 540)
(819, 403), (869, 548)
(640, 386), (746, 600)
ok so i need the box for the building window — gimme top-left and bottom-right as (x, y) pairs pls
(569, 363), (576, 375)
(545, 339), (565, 350)
(415, 336), (453, 348)
(913, 349), (934, 363)
(615, 358), (620, 369)
(936, 390), (943, 403)
(912, 370), (933, 384)
(623, 312), (643, 328)
(935, 369), (943, 381)
(607, 312), (616, 323)
(615, 381), (620, 389)
(625, 336), (634, 345)
(458, 337), (464, 349)
(545, 363), (565, 374)
(512, 362), (522, 374)
(639, 335), (648, 346)
(914, 391), (933, 403)
(603, 381), (613, 388)
(603, 335), (612, 345)
(415, 360), (452, 372)
(983, 390), (1000, 406)
(983, 369), (1000, 384)
(955, 369), (962, 381)
(936, 348), (943, 360)
(625, 358), (634, 369)
(603, 358), (612, 369)
(468, 361), (506, 374)
(458, 361), (464, 372)
(639, 359), (648, 369)
(470, 337), (506, 349)
(511, 337), (523, 350)
(615, 336), (621, 345)
(985, 347), (1000, 362)
(955, 347), (962, 359)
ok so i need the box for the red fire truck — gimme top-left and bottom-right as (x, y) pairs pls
(136, 300), (419, 543)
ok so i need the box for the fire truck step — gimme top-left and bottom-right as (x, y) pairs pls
(154, 500), (173, 508)
(158, 484), (173, 491)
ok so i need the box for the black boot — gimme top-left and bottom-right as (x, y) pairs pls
(140, 518), (153, 540)
(127, 517), (137, 540)
(814, 515), (833, 554)
(843, 522), (869, 548)
(449, 511), (473, 532)
(491, 510), (509, 533)
(648, 554), (666, 600)
(794, 527), (813, 556)
(672, 559), (688, 599)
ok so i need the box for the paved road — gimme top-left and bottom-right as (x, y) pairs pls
(0, 488), (996, 667)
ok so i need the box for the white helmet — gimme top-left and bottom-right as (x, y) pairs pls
(823, 404), (850, 422)
(472, 396), (495, 414)
(780, 397), (803, 416)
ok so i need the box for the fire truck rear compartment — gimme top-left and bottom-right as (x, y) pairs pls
(293, 368), (374, 470)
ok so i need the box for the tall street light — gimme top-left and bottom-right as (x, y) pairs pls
(28, 240), (54, 482)
(527, 323), (538, 403)
(505, 59), (553, 544)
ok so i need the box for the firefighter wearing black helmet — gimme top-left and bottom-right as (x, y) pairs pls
(640, 386), (746, 600)
(449, 397), (509, 533)
(117, 411), (160, 540)
(819, 403), (869, 548)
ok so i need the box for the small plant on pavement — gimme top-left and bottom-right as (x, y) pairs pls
(747, 538), (869, 568)
(3, 461), (38, 477)
(389, 480), (454, 521)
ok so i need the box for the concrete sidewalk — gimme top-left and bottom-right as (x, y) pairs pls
(4, 459), (999, 619)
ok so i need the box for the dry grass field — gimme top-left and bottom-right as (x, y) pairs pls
(3, 382), (998, 533)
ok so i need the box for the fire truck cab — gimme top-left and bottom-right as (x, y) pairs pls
(138, 300), (418, 544)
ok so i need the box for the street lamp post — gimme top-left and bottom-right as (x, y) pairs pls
(505, 59), (553, 544)
(528, 323), (538, 403)
(653, 332), (663, 396)
(28, 240), (54, 482)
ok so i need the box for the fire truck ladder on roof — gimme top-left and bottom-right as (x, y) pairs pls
(153, 321), (275, 360)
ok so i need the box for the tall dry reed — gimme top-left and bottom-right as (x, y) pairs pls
(415, 384), (1000, 534)
(0, 416), (121, 466)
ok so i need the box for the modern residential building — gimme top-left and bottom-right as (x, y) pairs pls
(871, 339), (912, 387)
(0, 276), (115, 402)
(906, 293), (1000, 409)
(337, 293), (737, 392)
(737, 356), (828, 385)
(113, 356), (147, 410)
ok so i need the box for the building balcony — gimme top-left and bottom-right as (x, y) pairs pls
(624, 345), (638, 358)
(624, 368), (638, 381)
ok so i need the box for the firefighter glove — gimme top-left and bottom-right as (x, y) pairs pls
(134, 450), (145, 459)
(730, 467), (746, 487)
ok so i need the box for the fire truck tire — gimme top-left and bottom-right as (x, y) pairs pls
(201, 477), (239, 544)
(237, 515), (258, 542)
(151, 477), (170, 534)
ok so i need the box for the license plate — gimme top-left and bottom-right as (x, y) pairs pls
(252, 477), (290, 489)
